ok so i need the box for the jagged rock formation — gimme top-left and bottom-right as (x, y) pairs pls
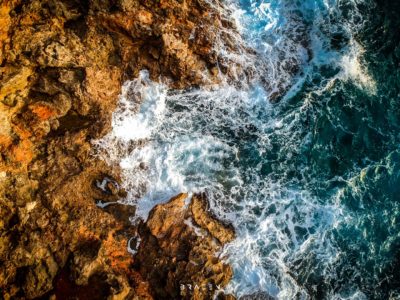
(136, 193), (235, 299)
(0, 0), (237, 299)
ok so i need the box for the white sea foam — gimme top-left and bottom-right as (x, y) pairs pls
(340, 40), (376, 93)
(110, 72), (167, 141)
(95, 0), (378, 298)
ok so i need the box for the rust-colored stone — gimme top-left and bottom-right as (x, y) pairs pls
(0, 0), (239, 298)
(136, 193), (235, 299)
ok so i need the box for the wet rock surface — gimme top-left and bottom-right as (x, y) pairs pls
(0, 0), (238, 299)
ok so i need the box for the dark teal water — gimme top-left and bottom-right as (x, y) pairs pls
(99, 0), (400, 298)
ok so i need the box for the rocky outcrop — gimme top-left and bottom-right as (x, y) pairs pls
(136, 193), (235, 299)
(0, 0), (237, 299)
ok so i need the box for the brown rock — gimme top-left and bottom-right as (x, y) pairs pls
(0, 0), (242, 298)
(191, 194), (235, 244)
(136, 193), (235, 300)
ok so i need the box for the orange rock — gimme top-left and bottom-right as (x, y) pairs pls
(138, 10), (153, 25)
(0, 3), (11, 63)
(146, 193), (188, 237)
(11, 139), (34, 164)
(77, 225), (100, 241)
(103, 230), (133, 274)
(0, 66), (33, 101)
(30, 103), (58, 121)
(18, 13), (42, 26)
(12, 122), (32, 140)
(0, 134), (12, 149)
(100, 12), (138, 33)
(191, 194), (235, 244)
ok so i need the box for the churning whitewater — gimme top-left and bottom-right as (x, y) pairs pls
(97, 0), (400, 299)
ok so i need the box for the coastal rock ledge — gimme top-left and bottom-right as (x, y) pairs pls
(136, 193), (235, 300)
(0, 0), (238, 299)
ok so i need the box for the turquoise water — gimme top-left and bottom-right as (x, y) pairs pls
(98, 0), (400, 298)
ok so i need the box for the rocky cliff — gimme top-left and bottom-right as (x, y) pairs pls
(0, 0), (238, 298)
